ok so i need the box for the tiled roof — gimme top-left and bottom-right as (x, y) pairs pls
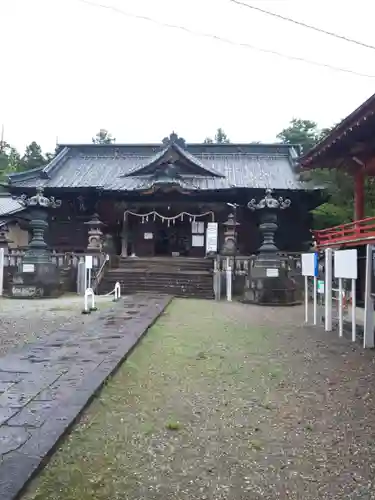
(8, 142), (318, 192)
(0, 193), (25, 217)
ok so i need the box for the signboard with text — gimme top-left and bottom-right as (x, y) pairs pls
(205, 222), (218, 254)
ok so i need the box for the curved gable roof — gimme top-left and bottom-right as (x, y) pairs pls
(8, 142), (316, 192)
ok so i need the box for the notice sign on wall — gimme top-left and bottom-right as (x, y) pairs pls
(206, 222), (218, 254)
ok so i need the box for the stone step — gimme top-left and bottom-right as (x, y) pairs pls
(118, 257), (213, 272)
(98, 271), (214, 299)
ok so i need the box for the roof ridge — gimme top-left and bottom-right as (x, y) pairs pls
(42, 147), (70, 178)
(123, 142), (224, 178)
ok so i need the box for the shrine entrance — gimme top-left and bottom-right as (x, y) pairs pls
(154, 218), (191, 256)
(122, 208), (215, 258)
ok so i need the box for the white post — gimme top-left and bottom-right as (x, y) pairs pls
(114, 281), (121, 301)
(226, 266), (232, 302)
(313, 276), (317, 325)
(83, 262), (87, 292)
(324, 248), (333, 332)
(364, 244), (375, 348)
(351, 278), (356, 342)
(83, 288), (96, 314)
(217, 259), (222, 301)
(213, 259), (218, 300)
(87, 267), (92, 289)
(0, 248), (4, 296)
(304, 275), (309, 323)
(338, 277), (343, 337)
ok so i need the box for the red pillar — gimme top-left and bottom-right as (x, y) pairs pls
(354, 168), (365, 220)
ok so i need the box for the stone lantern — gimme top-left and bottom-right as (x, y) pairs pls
(247, 188), (291, 254)
(242, 189), (300, 306)
(221, 213), (240, 256)
(9, 187), (63, 298)
(16, 187), (61, 264)
(85, 213), (104, 252)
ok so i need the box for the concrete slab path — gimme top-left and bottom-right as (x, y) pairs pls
(0, 294), (172, 500)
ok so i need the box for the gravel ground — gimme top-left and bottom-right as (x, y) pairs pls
(23, 299), (375, 500)
(0, 295), (117, 357)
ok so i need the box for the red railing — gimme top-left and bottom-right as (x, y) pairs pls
(313, 216), (375, 249)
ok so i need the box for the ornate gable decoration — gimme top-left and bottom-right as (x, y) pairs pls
(123, 132), (224, 179)
(162, 132), (186, 149)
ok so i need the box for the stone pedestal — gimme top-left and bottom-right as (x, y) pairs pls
(242, 254), (300, 306)
(9, 262), (64, 299)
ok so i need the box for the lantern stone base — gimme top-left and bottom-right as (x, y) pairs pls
(8, 262), (64, 299)
(241, 254), (302, 306)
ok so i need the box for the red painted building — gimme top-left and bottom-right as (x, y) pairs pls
(300, 92), (375, 250)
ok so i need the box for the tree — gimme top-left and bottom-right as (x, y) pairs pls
(204, 128), (230, 144)
(92, 129), (115, 144)
(45, 145), (60, 163)
(215, 128), (230, 144)
(0, 141), (21, 180)
(21, 141), (47, 170)
(276, 118), (357, 229)
(276, 118), (321, 154)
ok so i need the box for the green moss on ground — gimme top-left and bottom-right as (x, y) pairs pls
(23, 299), (284, 500)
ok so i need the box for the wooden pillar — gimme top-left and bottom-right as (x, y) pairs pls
(354, 168), (365, 221)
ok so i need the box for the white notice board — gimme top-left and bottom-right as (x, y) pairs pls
(334, 249), (358, 279)
(205, 222), (218, 253)
(192, 235), (204, 247)
(301, 253), (318, 277)
(85, 255), (93, 270)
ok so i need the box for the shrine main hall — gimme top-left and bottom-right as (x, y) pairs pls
(4, 133), (322, 261)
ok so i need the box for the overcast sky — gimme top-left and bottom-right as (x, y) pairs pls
(1, 0), (374, 153)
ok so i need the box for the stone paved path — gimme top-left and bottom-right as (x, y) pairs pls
(0, 294), (172, 500)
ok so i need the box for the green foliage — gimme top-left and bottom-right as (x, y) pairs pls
(277, 118), (321, 154)
(204, 128), (230, 144)
(21, 141), (47, 170)
(0, 139), (54, 181)
(92, 129), (115, 144)
(0, 141), (21, 180)
(276, 118), (364, 229)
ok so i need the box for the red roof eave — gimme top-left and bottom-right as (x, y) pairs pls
(300, 92), (375, 169)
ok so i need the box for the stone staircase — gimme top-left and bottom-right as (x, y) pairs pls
(98, 257), (214, 299)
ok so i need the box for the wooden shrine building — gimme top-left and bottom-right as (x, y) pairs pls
(4, 133), (322, 297)
(300, 92), (375, 250)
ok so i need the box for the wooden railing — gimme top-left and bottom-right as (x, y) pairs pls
(313, 217), (375, 249)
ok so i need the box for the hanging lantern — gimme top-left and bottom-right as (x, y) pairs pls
(181, 213), (184, 221)
(153, 212), (156, 221)
(146, 215), (149, 222)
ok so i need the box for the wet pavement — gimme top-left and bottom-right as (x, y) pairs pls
(0, 294), (172, 500)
